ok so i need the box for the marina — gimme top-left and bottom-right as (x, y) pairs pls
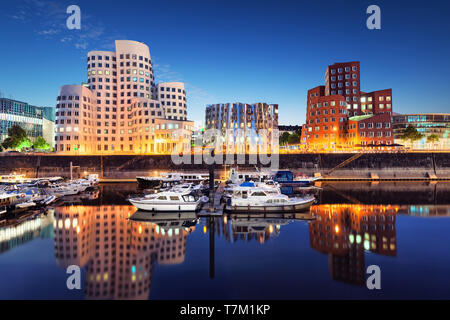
(0, 180), (449, 299)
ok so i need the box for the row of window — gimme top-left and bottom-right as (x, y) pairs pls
(361, 96), (391, 102)
(359, 122), (391, 129)
(329, 73), (358, 81)
(157, 87), (184, 93)
(310, 101), (347, 108)
(310, 109), (347, 116)
(330, 66), (358, 74)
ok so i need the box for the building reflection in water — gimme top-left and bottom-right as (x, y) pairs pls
(2, 198), (449, 299)
(53, 205), (195, 300)
(309, 204), (397, 285)
(205, 212), (315, 244)
(0, 209), (54, 254)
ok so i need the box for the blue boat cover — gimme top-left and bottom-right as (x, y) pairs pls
(240, 181), (255, 187)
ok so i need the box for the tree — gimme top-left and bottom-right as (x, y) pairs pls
(279, 132), (290, 145)
(426, 134), (439, 144)
(288, 132), (301, 145)
(1, 125), (31, 151)
(400, 125), (424, 143)
(33, 136), (51, 150)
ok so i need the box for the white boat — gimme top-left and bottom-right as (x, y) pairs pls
(45, 183), (84, 197)
(162, 172), (210, 183)
(223, 180), (281, 201)
(224, 186), (315, 213)
(0, 193), (35, 215)
(128, 190), (201, 212)
(226, 168), (272, 185)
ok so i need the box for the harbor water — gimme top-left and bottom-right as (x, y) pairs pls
(0, 181), (449, 299)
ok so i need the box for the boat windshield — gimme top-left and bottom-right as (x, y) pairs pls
(182, 194), (198, 202)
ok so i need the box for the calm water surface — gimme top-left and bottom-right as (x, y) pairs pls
(1, 181), (450, 299)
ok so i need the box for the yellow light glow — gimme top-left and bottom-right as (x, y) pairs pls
(203, 226), (207, 234)
(335, 225), (340, 234)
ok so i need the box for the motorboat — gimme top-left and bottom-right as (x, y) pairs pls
(137, 176), (182, 189)
(225, 168), (272, 185)
(128, 190), (202, 212)
(224, 185), (315, 213)
(222, 180), (281, 202)
(272, 170), (321, 187)
(0, 192), (35, 216)
(44, 182), (84, 197)
(162, 172), (209, 183)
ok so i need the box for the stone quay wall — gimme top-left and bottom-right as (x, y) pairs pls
(0, 153), (449, 180)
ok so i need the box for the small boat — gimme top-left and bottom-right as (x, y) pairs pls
(128, 190), (201, 212)
(222, 180), (281, 202)
(0, 193), (35, 216)
(163, 172), (210, 183)
(224, 185), (315, 213)
(272, 170), (321, 187)
(137, 176), (182, 189)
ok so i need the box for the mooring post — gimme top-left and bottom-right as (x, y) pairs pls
(209, 216), (215, 279)
(209, 149), (215, 212)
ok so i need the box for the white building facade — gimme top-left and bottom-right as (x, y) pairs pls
(55, 40), (193, 154)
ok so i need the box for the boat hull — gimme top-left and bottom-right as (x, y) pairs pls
(129, 199), (200, 212)
(136, 177), (162, 189)
(224, 198), (314, 213)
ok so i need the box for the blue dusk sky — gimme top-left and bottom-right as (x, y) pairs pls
(0, 0), (449, 126)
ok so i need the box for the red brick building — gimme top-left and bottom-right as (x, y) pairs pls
(304, 61), (394, 151)
(325, 61), (361, 117)
(305, 86), (349, 150)
(346, 113), (394, 149)
(360, 89), (393, 115)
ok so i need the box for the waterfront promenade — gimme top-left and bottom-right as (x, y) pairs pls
(0, 153), (449, 181)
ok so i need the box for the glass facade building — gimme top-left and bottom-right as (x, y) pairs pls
(0, 98), (55, 143)
(392, 113), (450, 150)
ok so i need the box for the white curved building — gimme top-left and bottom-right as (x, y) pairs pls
(156, 82), (187, 120)
(55, 40), (193, 154)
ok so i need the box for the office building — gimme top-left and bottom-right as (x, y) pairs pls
(392, 113), (450, 150)
(205, 102), (278, 153)
(304, 61), (394, 151)
(55, 40), (193, 154)
(0, 98), (55, 146)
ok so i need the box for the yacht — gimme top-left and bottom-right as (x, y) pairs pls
(163, 172), (210, 183)
(223, 180), (281, 202)
(128, 190), (201, 212)
(45, 182), (84, 197)
(224, 185), (315, 213)
(136, 176), (182, 189)
(0, 193), (35, 215)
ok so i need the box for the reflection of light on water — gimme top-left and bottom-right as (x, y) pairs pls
(0, 218), (43, 243)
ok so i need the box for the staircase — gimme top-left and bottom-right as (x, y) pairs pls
(116, 156), (143, 171)
(326, 152), (364, 176)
